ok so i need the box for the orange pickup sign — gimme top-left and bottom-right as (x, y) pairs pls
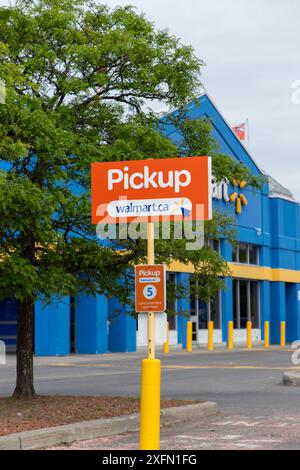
(135, 265), (166, 313)
(91, 156), (212, 224)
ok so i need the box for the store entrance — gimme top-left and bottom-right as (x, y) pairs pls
(233, 279), (260, 329)
(190, 289), (221, 342)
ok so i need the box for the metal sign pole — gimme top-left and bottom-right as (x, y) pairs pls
(140, 221), (161, 450)
(147, 222), (155, 359)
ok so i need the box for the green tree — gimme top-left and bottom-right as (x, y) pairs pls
(0, 0), (262, 398)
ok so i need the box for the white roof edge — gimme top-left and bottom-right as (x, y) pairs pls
(268, 194), (299, 203)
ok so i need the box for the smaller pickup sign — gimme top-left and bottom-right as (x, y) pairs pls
(135, 265), (166, 313)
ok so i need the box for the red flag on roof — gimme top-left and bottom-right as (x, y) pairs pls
(232, 123), (246, 141)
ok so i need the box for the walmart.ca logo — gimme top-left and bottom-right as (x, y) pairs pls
(229, 179), (248, 214)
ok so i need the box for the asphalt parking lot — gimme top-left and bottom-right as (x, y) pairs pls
(1, 345), (300, 415)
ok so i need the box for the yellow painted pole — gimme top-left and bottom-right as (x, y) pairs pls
(208, 321), (214, 351)
(247, 320), (252, 349)
(139, 358), (161, 450)
(140, 221), (161, 450)
(280, 321), (286, 347)
(163, 321), (169, 354)
(264, 321), (270, 348)
(147, 222), (155, 359)
(186, 321), (193, 352)
(227, 321), (234, 350)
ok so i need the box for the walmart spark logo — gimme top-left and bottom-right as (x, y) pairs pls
(229, 180), (248, 214)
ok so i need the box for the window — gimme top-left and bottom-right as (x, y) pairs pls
(233, 280), (260, 329)
(166, 272), (177, 330)
(206, 238), (221, 253)
(190, 290), (221, 330)
(249, 245), (259, 265)
(250, 282), (259, 327)
(210, 291), (221, 328)
(239, 244), (248, 264)
(232, 243), (259, 265)
(232, 245), (238, 262)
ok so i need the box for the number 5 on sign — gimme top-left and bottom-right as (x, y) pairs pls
(135, 265), (166, 313)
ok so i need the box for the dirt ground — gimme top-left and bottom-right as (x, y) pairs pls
(0, 395), (196, 436)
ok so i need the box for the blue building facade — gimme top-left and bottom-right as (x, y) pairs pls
(1, 94), (300, 354)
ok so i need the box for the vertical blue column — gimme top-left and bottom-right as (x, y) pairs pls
(221, 277), (233, 342)
(221, 239), (233, 343)
(35, 297), (70, 356)
(286, 283), (300, 343)
(221, 239), (232, 261)
(108, 297), (136, 352)
(260, 281), (271, 340)
(176, 272), (190, 348)
(74, 293), (108, 354)
(270, 282), (286, 344)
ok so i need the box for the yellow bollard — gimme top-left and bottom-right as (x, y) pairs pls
(163, 321), (169, 354)
(139, 220), (161, 450)
(208, 321), (214, 351)
(264, 321), (270, 348)
(247, 320), (252, 349)
(227, 321), (234, 350)
(280, 321), (286, 347)
(186, 321), (193, 352)
(140, 358), (161, 450)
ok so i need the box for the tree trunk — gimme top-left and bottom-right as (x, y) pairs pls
(13, 297), (36, 399)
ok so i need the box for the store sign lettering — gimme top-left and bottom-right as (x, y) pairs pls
(211, 178), (230, 202)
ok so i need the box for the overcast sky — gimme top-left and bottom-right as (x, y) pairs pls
(1, 0), (300, 198)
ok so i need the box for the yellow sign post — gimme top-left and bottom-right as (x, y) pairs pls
(139, 222), (161, 450)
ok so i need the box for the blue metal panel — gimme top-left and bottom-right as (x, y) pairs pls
(35, 297), (70, 356)
(176, 273), (190, 348)
(221, 239), (232, 261)
(0, 298), (18, 346)
(74, 293), (108, 354)
(221, 277), (233, 342)
(108, 297), (136, 352)
(270, 283), (286, 344)
(286, 283), (300, 342)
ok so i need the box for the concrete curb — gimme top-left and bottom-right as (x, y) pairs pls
(0, 401), (217, 450)
(283, 371), (300, 386)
